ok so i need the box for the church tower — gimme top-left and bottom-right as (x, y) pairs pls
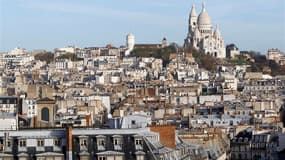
(188, 4), (197, 37)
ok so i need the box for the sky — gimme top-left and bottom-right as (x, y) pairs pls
(0, 0), (285, 54)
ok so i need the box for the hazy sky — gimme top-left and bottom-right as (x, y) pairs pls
(0, 0), (285, 54)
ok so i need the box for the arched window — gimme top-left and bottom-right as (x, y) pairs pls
(41, 107), (49, 121)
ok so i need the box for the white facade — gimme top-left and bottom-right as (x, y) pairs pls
(0, 117), (17, 130)
(22, 99), (38, 118)
(125, 33), (135, 56)
(267, 48), (285, 65)
(56, 46), (77, 54)
(0, 48), (34, 67)
(55, 59), (69, 70)
(90, 95), (111, 114)
(185, 3), (226, 58)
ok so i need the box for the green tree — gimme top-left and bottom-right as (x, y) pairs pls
(34, 52), (54, 64)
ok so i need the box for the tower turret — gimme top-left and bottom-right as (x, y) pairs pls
(188, 4), (198, 36)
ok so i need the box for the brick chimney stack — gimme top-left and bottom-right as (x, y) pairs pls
(66, 125), (73, 160)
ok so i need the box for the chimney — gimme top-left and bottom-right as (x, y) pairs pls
(66, 125), (73, 160)
(86, 114), (91, 127)
(33, 116), (37, 128)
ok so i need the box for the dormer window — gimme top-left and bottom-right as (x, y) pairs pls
(114, 139), (118, 145)
(54, 139), (61, 147)
(96, 135), (106, 151)
(79, 136), (88, 151)
(37, 139), (44, 147)
(80, 139), (87, 146)
(135, 139), (142, 145)
(99, 140), (104, 146)
(99, 156), (106, 160)
(7, 141), (11, 147)
(113, 135), (123, 150)
(134, 135), (143, 150)
(19, 139), (26, 147)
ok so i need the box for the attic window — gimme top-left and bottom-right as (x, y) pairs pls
(135, 139), (142, 145)
(81, 139), (87, 146)
(99, 157), (106, 160)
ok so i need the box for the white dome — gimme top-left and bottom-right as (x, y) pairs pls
(198, 11), (211, 26)
(197, 3), (211, 26)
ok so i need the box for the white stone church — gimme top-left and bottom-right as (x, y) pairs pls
(185, 3), (226, 58)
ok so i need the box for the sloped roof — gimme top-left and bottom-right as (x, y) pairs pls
(97, 151), (124, 155)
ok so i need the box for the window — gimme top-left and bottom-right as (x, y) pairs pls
(37, 139), (44, 147)
(99, 140), (105, 146)
(19, 140), (26, 147)
(131, 120), (136, 125)
(54, 139), (61, 146)
(135, 139), (142, 145)
(81, 139), (87, 146)
(7, 141), (11, 147)
(114, 139), (118, 145)
(99, 156), (106, 160)
(41, 107), (49, 121)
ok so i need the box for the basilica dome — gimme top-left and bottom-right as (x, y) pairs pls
(197, 3), (211, 26)
(198, 11), (211, 26)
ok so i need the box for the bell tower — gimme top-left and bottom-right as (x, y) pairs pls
(188, 4), (197, 37)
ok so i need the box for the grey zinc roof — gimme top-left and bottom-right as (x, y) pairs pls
(36, 152), (64, 156)
(17, 152), (29, 157)
(0, 153), (13, 157)
(97, 151), (124, 155)
(79, 151), (90, 156)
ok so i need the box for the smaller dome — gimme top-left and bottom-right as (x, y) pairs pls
(213, 27), (221, 39)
